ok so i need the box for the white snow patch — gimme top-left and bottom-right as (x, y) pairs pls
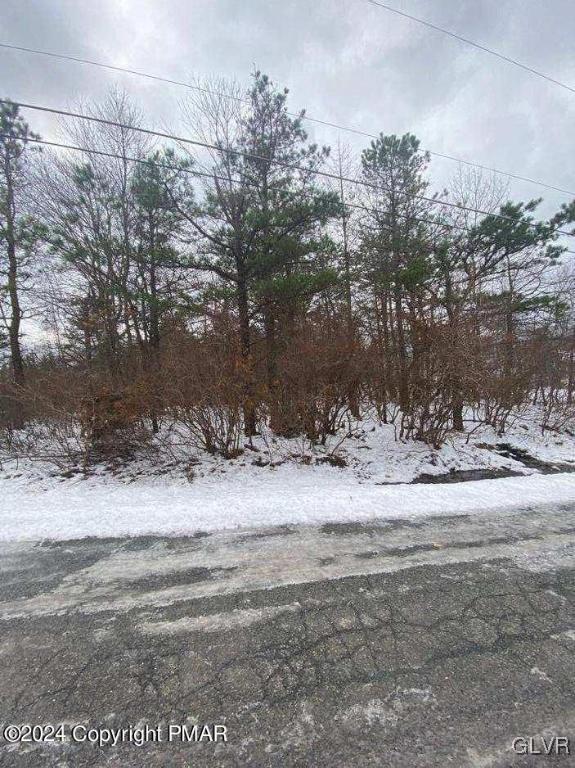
(340, 699), (399, 729)
(530, 666), (552, 682)
(140, 603), (300, 635)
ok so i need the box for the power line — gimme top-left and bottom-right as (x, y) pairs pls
(3, 132), (572, 292)
(1, 40), (573, 197)
(2, 97), (573, 241)
(15, 134), (241, 184)
(364, 0), (575, 95)
(8, 134), (575, 280)
(5, 133), (559, 292)
(1, 133), (474, 240)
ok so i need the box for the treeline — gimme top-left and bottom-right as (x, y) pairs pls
(1, 73), (574, 464)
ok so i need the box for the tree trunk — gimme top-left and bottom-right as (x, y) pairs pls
(4, 157), (25, 428)
(237, 278), (257, 436)
(5, 163), (24, 387)
(452, 398), (464, 431)
(394, 286), (409, 412)
(148, 221), (160, 434)
(264, 304), (282, 433)
(7, 242), (24, 386)
(567, 325), (574, 405)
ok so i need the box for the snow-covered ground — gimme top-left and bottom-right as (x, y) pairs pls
(1, 466), (574, 541)
(1, 409), (574, 541)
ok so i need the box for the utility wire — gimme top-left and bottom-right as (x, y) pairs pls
(1, 41), (573, 197)
(3, 133), (476, 239)
(3, 133), (550, 292)
(2, 97), (573, 240)
(364, 0), (575, 95)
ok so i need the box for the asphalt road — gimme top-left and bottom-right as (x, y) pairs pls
(1, 501), (575, 767)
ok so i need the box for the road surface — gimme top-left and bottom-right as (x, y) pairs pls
(1, 501), (575, 766)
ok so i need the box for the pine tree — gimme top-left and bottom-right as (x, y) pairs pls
(185, 72), (341, 435)
(360, 133), (434, 416)
(0, 101), (41, 425)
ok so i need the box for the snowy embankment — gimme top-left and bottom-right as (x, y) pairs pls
(1, 467), (574, 541)
(1, 411), (574, 541)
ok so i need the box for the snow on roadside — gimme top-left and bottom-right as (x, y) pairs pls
(4, 407), (575, 489)
(1, 408), (574, 541)
(1, 466), (574, 542)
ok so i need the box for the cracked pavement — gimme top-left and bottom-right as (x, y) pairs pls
(1, 502), (575, 766)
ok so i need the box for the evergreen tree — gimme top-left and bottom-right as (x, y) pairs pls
(359, 133), (435, 416)
(0, 101), (41, 425)
(186, 72), (341, 434)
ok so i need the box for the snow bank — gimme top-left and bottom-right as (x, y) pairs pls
(2, 408), (574, 542)
(1, 468), (574, 542)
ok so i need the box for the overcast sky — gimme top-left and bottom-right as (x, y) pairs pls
(1, 0), (574, 220)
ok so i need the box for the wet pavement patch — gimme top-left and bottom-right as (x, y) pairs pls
(321, 522), (391, 536)
(354, 533), (547, 562)
(320, 520), (429, 537)
(129, 565), (239, 592)
(355, 543), (439, 559)
(413, 467), (522, 484)
(121, 536), (162, 552)
(38, 536), (121, 548)
(164, 532), (212, 549)
(239, 525), (296, 541)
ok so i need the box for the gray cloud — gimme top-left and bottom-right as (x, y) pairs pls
(1, 0), (574, 219)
